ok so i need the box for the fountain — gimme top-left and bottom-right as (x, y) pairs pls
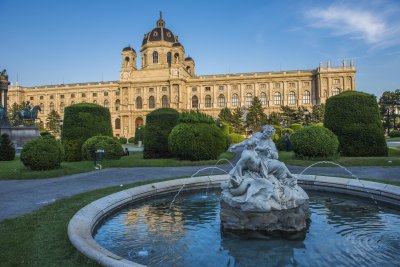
(68, 125), (400, 267)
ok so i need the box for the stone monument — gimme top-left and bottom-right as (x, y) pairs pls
(0, 69), (40, 150)
(221, 125), (309, 234)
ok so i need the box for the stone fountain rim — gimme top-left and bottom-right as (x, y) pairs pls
(68, 174), (400, 267)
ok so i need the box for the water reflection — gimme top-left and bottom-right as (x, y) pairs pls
(94, 191), (400, 267)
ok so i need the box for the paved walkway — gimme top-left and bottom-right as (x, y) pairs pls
(1, 149), (400, 221)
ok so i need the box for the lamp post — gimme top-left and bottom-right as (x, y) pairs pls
(137, 126), (142, 147)
(303, 111), (310, 126)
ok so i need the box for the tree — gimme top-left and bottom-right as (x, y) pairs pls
(311, 104), (325, 124)
(231, 107), (245, 134)
(280, 106), (298, 126)
(0, 134), (15, 161)
(379, 89), (400, 134)
(218, 107), (233, 124)
(45, 110), (62, 137)
(245, 96), (267, 132)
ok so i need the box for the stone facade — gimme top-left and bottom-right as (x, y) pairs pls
(7, 13), (356, 138)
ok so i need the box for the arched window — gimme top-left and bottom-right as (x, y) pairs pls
(149, 96), (155, 109)
(192, 95), (198, 109)
(125, 56), (130, 67)
(143, 54), (147, 66)
(60, 102), (65, 112)
(153, 51), (158, 63)
(260, 92), (267, 106)
(50, 102), (55, 111)
(115, 118), (121, 129)
(104, 100), (109, 108)
(232, 94), (239, 107)
(218, 94), (226, 107)
(40, 103), (44, 114)
(273, 92), (282, 106)
(162, 95), (169, 108)
(245, 93), (253, 107)
(288, 91), (296, 105)
(303, 90), (311, 104)
(115, 99), (120, 111)
(136, 96), (143, 109)
(174, 53), (179, 63)
(93, 100), (97, 104)
(205, 95), (212, 108)
(332, 88), (341, 96)
(167, 52), (172, 65)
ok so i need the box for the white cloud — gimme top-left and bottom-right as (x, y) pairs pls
(305, 3), (400, 48)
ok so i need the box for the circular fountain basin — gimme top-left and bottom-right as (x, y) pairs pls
(68, 175), (400, 267)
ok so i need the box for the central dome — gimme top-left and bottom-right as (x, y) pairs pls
(142, 12), (177, 46)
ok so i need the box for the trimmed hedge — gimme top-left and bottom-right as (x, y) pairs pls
(0, 134), (15, 161)
(118, 137), (127, 144)
(61, 103), (112, 161)
(229, 133), (245, 144)
(169, 123), (226, 161)
(289, 123), (303, 132)
(21, 137), (64, 170)
(324, 91), (388, 156)
(389, 130), (400, 138)
(276, 136), (287, 151)
(291, 125), (339, 159)
(81, 135), (123, 160)
(128, 137), (135, 143)
(143, 108), (179, 159)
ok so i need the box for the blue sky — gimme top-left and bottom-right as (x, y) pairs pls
(0, 0), (399, 97)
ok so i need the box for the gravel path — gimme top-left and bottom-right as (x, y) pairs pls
(1, 149), (400, 221)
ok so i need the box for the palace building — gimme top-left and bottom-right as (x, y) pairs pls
(7, 13), (356, 138)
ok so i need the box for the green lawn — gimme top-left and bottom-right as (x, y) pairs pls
(1, 176), (399, 267)
(387, 137), (400, 142)
(0, 151), (235, 180)
(279, 146), (400, 167)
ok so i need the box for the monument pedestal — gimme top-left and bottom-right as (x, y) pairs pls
(0, 126), (40, 150)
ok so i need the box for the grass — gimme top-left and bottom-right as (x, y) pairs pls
(387, 137), (400, 142)
(279, 147), (400, 167)
(1, 176), (399, 267)
(0, 151), (235, 180)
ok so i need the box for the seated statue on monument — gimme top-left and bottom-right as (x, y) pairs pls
(221, 125), (309, 232)
(0, 101), (6, 127)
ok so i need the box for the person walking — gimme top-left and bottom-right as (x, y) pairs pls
(284, 130), (291, 152)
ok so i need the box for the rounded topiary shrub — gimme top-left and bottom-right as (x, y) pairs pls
(324, 91), (388, 156)
(291, 125), (339, 159)
(144, 108), (179, 159)
(119, 137), (127, 144)
(169, 123), (226, 161)
(21, 137), (64, 170)
(229, 133), (245, 144)
(0, 134), (15, 161)
(81, 135), (123, 160)
(61, 103), (112, 161)
(389, 130), (400, 138)
(128, 137), (135, 143)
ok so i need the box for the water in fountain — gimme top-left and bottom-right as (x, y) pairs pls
(169, 166), (228, 209)
(299, 161), (380, 208)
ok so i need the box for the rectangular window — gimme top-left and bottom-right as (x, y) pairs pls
(231, 84), (238, 90)
(115, 91), (120, 96)
(93, 93), (97, 97)
(50, 95), (54, 99)
(334, 79), (340, 84)
(71, 94), (75, 98)
(136, 88), (141, 94)
(303, 81), (310, 87)
(260, 84), (266, 89)
(219, 86), (224, 91)
(149, 88), (154, 93)
(274, 83), (281, 89)
(192, 86), (197, 92)
(104, 92), (109, 96)
(60, 95), (64, 99)
(162, 86), (167, 91)
(82, 93), (86, 97)
(205, 86), (211, 91)
(289, 82), (295, 88)
(40, 96), (44, 100)
(30, 96), (34, 100)
(246, 84), (252, 89)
